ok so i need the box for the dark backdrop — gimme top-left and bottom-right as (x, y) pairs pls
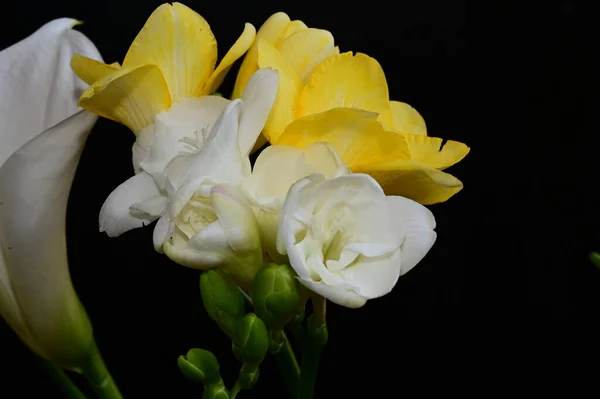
(1, 1), (597, 396)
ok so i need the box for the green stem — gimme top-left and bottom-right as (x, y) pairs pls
(230, 382), (242, 398)
(80, 342), (122, 399)
(296, 346), (321, 399)
(295, 295), (327, 399)
(274, 331), (300, 396)
(39, 358), (87, 399)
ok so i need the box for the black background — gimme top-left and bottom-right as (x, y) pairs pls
(1, 0), (598, 397)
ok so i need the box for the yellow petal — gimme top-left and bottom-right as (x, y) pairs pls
(256, 39), (303, 142)
(277, 107), (410, 168)
(404, 134), (470, 170)
(299, 52), (390, 118)
(70, 54), (119, 85)
(77, 65), (171, 133)
(122, 2), (217, 102)
(279, 28), (339, 82)
(283, 20), (308, 39)
(357, 160), (464, 204)
(378, 101), (428, 135)
(200, 23), (256, 95)
(232, 12), (291, 99)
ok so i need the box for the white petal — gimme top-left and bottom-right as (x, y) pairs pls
(130, 194), (168, 218)
(168, 100), (246, 218)
(211, 185), (260, 253)
(0, 111), (96, 364)
(139, 96), (230, 187)
(166, 220), (229, 269)
(298, 277), (367, 308)
(387, 196), (437, 275)
(0, 19), (102, 167)
(238, 68), (279, 157)
(0, 246), (41, 355)
(152, 215), (172, 252)
(339, 248), (403, 299)
(99, 172), (162, 237)
(277, 174), (326, 264)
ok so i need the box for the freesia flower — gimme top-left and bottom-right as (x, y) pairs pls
(234, 13), (469, 204)
(277, 174), (436, 308)
(0, 19), (101, 369)
(94, 65), (279, 288)
(70, 3), (258, 238)
(153, 69), (279, 289)
(71, 2), (256, 134)
(232, 12), (338, 151)
(242, 142), (349, 263)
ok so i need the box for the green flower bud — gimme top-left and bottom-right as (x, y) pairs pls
(202, 383), (229, 399)
(238, 364), (260, 389)
(307, 314), (328, 349)
(178, 348), (222, 385)
(200, 270), (246, 337)
(252, 264), (301, 328)
(233, 313), (269, 365)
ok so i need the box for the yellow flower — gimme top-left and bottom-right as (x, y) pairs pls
(233, 13), (469, 204)
(232, 12), (339, 150)
(70, 2), (256, 134)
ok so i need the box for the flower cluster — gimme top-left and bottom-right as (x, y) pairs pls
(73, 2), (468, 308)
(0, 2), (469, 397)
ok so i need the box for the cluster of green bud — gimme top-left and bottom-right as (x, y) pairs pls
(184, 265), (310, 396)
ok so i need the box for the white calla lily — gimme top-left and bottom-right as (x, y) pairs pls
(242, 143), (349, 263)
(0, 19), (102, 368)
(277, 173), (437, 308)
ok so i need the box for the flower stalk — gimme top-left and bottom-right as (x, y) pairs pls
(80, 342), (122, 399)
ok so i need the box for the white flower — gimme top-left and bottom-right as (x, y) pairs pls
(242, 143), (349, 263)
(277, 173), (437, 308)
(98, 68), (279, 241)
(0, 19), (102, 368)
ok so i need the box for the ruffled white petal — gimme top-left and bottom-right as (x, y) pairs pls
(387, 196), (437, 275)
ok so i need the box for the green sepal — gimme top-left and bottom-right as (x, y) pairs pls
(202, 383), (229, 399)
(268, 328), (285, 354)
(307, 314), (328, 349)
(238, 364), (260, 390)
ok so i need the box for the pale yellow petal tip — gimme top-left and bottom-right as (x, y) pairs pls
(69, 19), (84, 29)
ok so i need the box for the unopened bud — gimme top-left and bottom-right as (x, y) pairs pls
(233, 313), (269, 365)
(200, 270), (246, 337)
(252, 264), (300, 329)
(178, 348), (222, 385)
